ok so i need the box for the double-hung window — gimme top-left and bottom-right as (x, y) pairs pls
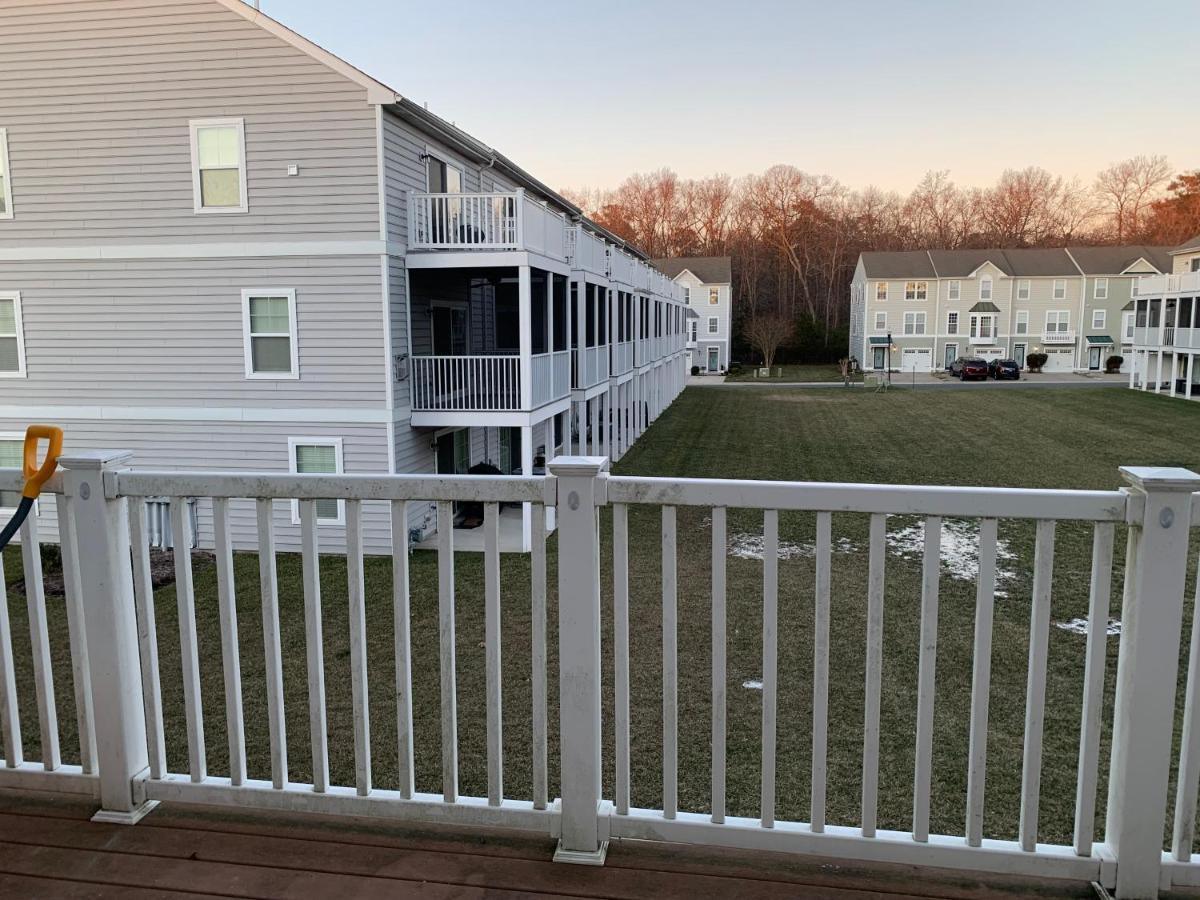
(1092, 309), (1106, 329)
(707, 316), (719, 335)
(904, 281), (928, 301)
(947, 311), (959, 335)
(1052, 279), (1067, 300)
(682, 287), (690, 304)
(876, 282), (888, 302)
(1123, 312), (1135, 340)
(874, 311), (887, 332)
(1046, 310), (1070, 335)
(1015, 310), (1029, 335)
(709, 288), (719, 304)
(688, 320), (697, 342)
(0, 293), (25, 377)
(903, 311), (926, 335)
(1017, 280), (1030, 301)
(970, 314), (996, 340)
(0, 436), (23, 511)
(190, 118), (248, 213)
(242, 290), (298, 379)
(0, 129), (12, 219)
(1094, 278), (1108, 300)
(980, 276), (993, 301)
(290, 438), (343, 524)
(947, 280), (961, 301)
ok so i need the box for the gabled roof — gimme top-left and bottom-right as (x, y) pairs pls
(1066, 245), (1171, 275)
(1001, 248), (1080, 277)
(969, 301), (1001, 313)
(651, 257), (732, 284)
(1173, 233), (1200, 256)
(861, 245), (1173, 280)
(927, 249), (1013, 277)
(860, 251), (937, 279)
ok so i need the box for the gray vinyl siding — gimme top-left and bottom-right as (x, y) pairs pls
(1, 417), (393, 554)
(2, 256), (387, 408)
(0, 0), (380, 247)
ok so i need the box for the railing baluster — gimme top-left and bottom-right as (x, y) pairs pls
(391, 500), (415, 799)
(965, 517), (999, 847)
(437, 499), (459, 803)
(1020, 520), (1056, 852)
(762, 508), (779, 828)
(346, 499), (371, 797)
(711, 505), (727, 825)
(129, 499), (165, 780)
(531, 503), (548, 811)
(861, 513), (886, 837)
(171, 498), (204, 782)
(811, 511), (832, 833)
(0, 551), (22, 768)
(1077, 522), (1114, 857)
(256, 499), (287, 789)
(56, 494), (97, 774)
(613, 502), (630, 816)
(912, 515), (941, 842)
(213, 498), (246, 786)
(484, 502), (503, 806)
(299, 499), (329, 793)
(662, 504), (678, 820)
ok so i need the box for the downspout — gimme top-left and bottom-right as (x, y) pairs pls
(480, 153), (497, 191)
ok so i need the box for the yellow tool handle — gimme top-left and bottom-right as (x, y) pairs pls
(22, 425), (63, 500)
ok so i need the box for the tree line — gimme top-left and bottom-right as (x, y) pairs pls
(563, 157), (1200, 364)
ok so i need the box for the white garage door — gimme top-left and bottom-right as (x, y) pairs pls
(976, 348), (1003, 360)
(1043, 349), (1074, 372)
(901, 348), (931, 372)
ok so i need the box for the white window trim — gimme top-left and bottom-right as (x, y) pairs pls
(874, 311), (887, 332)
(709, 288), (719, 305)
(1094, 278), (1108, 300)
(946, 311), (958, 335)
(875, 282), (888, 302)
(242, 289), (299, 380)
(424, 144), (467, 192)
(288, 436), (344, 526)
(1015, 310), (1029, 335)
(190, 118), (249, 215)
(980, 276), (993, 301)
(1123, 312), (1135, 340)
(1017, 280), (1030, 300)
(1052, 279), (1067, 300)
(904, 281), (928, 301)
(1046, 309), (1070, 332)
(0, 129), (13, 221)
(903, 311), (926, 335)
(0, 291), (27, 378)
(707, 316), (719, 335)
(0, 431), (27, 517)
(1092, 309), (1106, 329)
(947, 280), (961, 301)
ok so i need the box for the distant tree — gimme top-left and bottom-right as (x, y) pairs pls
(1141, 171), (1200, 245)
(743, 311), (791, 368)
(1093, 155), (1172, 241)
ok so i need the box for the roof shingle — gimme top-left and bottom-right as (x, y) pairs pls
(651, 256), (732, 283)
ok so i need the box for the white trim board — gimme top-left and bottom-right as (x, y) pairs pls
(0, 241), (403, 262)
(0, 405), (391, 425)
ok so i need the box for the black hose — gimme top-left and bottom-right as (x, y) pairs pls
(0, 497), (33, 553)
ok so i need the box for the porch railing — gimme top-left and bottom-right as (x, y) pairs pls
(580, 345), (608, 388)
(6, 458), (1200, 897)
(1043, 330), (1076, 344)
(613, 341), (634, 375)
(531, 350), (571, 408)
(411, 355), (520, 411)
(566, 226), (609, 277)
(408, 189), (567, 260)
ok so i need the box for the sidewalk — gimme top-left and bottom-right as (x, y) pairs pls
(689, 371), (1129, 388)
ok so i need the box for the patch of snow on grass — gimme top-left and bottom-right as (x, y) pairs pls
(886, 519), (1018, 594)
(742, 679), (764, 691)
(728, 533), (858, 561)
(1054, 617), (1122, 637)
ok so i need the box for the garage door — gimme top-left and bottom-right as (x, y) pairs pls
(901, 348), (931, 372)
(1042, 349), (1074, 372)
(976, 348), (1003, 360)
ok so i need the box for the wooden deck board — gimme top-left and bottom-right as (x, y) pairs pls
(0, 789), (1115, 899)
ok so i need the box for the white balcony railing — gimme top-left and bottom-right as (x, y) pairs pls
(566, 226), (609, 277)
(6, 456), (1200, 897)
(408, 190), (567, 261)
(609, 250), (637, 287)
(968, 333), (998, 345)
(1137, 272), (1200, 296)
(1042, 330), (1076, 344)
(581, 345), (609, 387)
(531, 350), (572, 408)
(613, 341), (634, 375)
(411, 355), (519, 411)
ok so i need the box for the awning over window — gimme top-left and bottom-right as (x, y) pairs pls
(1122, 301), (1135, 311)
(969, 301), (1001, 313)
(1086, 335), (1115, 345)
(868, 337), (890, 345)
(685, 308), (700, 319)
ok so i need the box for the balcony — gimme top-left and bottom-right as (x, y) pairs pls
(613, 340), (634, 376)
(408, 189), (567, 262)
(1136, 272), (1200, 296)
(1042, 330), (1076, 344)
(579, 345), (609, 389)
(411, 351), (570, 413)
(608, 249), (638, 286)
(968, 333), (999, 345)
(566, 225), (609, 278)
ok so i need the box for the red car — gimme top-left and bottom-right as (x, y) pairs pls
(949, 357), (989, 381)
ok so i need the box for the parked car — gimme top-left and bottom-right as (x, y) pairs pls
(949, 357), (989, 381)
(988, 358), (1020, 380)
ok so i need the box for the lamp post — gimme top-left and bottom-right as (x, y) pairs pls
(886, 332), (893, 386)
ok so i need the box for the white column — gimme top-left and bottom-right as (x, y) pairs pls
(1188, 355), (1195, 400)
(520, 424), (534, 551)
(1129, 348), (1137, 389)
(1142, 350), (1150, 392)
(60, 451), (158, 824)
(1171, 352), (1179, 397)
(574, 400), (585, 456)
(589, 396), (600, 456)
(1105, 466), (1200, 897)
(1155, 351), (1164, 393)
(519, 266), (533, 411)
(551, 455), (609, 865)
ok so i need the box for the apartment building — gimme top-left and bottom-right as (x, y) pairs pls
(848, 246), (1171, 374)
(1127, 234), (1200, 398)
(651, 257), (733, 373)
(0, 0), (688, 553)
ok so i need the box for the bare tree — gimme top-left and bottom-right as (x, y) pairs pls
(1094, 155), (1172, 241)
(743, 311), (791, 368)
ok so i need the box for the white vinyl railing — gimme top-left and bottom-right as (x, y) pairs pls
(408, 189), (567, 261)
(581, 345), (608, 388)
(1138, 273), (1200, 296)
(566, 226), (608, 277)
(1043, 330), (1077, 344)
(531, 350), (571, 408)
(411, 355), (520, 411)
(613, 341), (634, 375)
(6, 458), (1200, 897)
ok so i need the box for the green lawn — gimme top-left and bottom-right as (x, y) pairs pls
(4, 386), (1200, 849)
(723, 363), (848, 383)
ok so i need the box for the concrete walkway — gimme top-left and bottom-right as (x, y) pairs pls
(693, 371), (1129, 390)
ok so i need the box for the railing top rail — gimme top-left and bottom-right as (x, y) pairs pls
(0, 470), (64, 494)
(112, 470), (550, 503)
(412, 353), (520, 361)
(413, 190), (519, 199)
(605, 474), (1129, 521)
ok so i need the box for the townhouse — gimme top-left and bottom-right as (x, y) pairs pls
(1127, 234), (1200, 397)
(0, 0), (688, 554)
(848, 246), (1172, 374)
(650, 257), (734, 373)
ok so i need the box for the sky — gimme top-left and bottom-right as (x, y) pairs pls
(263, 0), (1196, 194)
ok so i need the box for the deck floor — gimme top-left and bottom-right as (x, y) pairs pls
(0, 788), (1145, 899)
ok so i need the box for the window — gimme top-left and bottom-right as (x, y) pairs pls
(980, 276), (993, 301)
(1123, 312), (1135, 340)
(947, 280), (961, 301)
(242, 290), (298, 379)
(289, 438), (343, 524)
(682, 287), (690, 304)
(1046, 310), (1070, 334)
(903, 311), (926, 335)
(709, 288), (719, 305)
(969, 314), (996, 340)
(190, 118), (247, 214)
(947, 311), (959, 335)
(0, 437), (22, 511)
(1017, 280), (1030, 300)
(1094, 278), (1108, 300)
(0, 129), (12, 220)
(1052, 279), (1067, 300)
(0, 293), (25, 377)
(875, 282), (888, 302)
(1192, 258), (1200, 273)
(874, 311), (887, 331)
(1131, 278), (1140, 296)
(1092, 309), (1106, 329)
(688, 320), (697, 342)
(904, 281), (928, 301)
(707, 316), (719, 335)
(1015, 310), (1029, 335)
